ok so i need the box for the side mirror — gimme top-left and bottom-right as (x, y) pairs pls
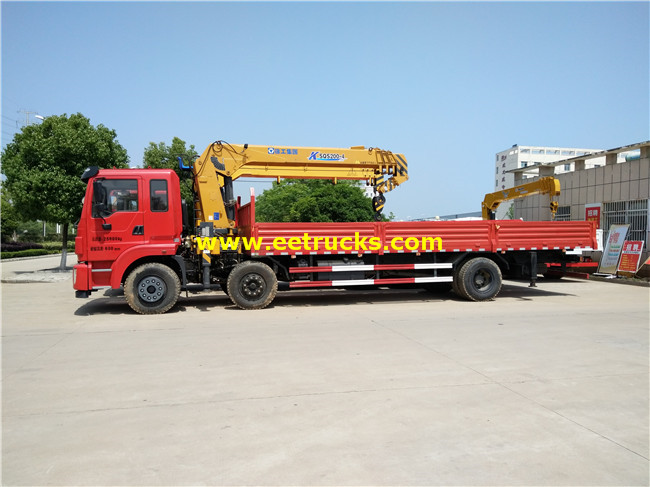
(92, 180), (112, 218)
(81, 166), (99, 183)
(92, 180), (104, 204)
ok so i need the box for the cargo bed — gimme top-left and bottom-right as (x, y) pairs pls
(237, 196), (598, 257)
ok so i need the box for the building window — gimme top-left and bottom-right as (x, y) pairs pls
(496, 168), (499, 174)
(521, 161), (528, 167)
(547, 149), (560, 155)
(555, 206), (571, 221)
(520, 148), (530, 154)
(564, 164), (571, 171)
(602, 199), (649, 249)
(532, 149), (544, 155)
(561, 150), (575, 156)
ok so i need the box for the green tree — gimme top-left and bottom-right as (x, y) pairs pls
(143, 137), (197, 223)
(255, 179), (387, 222)
(1, 184), (20, 242)
(1, 113), (128, 269)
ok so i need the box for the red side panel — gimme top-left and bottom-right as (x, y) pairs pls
(493, 220), (598, 251)
(235, 196), (597, 257)
(251, 221), (377, 255)
(383, 221), (493, 252)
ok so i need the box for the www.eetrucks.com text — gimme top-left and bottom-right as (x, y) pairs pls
(196, 232), (443, 253)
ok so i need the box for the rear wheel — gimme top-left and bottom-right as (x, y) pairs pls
(227, 261), (277, 310)
(124, 263), (180, 314)
(455, 257), (502, 301)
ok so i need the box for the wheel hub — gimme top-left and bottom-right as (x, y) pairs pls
(138, 276), (166, 303)
(241, 274), (265, 299)
(473, 270), (491, 290)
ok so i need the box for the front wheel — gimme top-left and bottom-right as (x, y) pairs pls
(454, 257), (502, 301)
(124, 263), (180, 314)
(227, 261), (278, 310)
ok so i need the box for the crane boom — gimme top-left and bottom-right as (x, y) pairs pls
(482, 177), (561, 220)
(191, 141), (408, 230)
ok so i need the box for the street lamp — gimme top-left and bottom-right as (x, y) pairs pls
(34, 115), (44, 122)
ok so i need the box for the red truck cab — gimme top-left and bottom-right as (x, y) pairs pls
(73, 167), (183, 296)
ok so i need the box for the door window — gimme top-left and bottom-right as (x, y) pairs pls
(92, 179), (138, 217)
(150, 179), (168, 212)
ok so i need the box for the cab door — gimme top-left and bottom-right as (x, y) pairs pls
(143, 178), (179, 244)
(87, 177), (145, 264)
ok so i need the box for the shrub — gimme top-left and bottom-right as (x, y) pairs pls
(1, 242), (44, 252)
(0, 240), (74, 259)
(1, 249), (59, 259)
(42, 241), (75, 251)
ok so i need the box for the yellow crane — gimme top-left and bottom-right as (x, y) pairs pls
(189, 141), (408, 230)
(482, 177), (560, 220)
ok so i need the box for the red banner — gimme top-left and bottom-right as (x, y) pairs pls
(618, 241), (644, 274)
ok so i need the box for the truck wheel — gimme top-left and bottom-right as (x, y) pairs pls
(227, 261), (277, 310)
(124, 263), (180, 314)
(452, 273), (461, 296)
(456, 257), (502, 301)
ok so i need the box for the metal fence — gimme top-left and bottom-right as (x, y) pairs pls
(555, 206), (571, 221)
(602, 199), (649, 249)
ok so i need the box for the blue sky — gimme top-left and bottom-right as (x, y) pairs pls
(2, 1), (648, 219)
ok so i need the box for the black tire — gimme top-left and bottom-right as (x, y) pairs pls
(124, 263), (180, 314)
(455, 257), (502, 301)
(227, 261), (277, 310)
(452, 271), (462, 296)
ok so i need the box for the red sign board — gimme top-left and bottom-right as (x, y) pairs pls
(617, 241), (644, 274)
(585, 206), (601, 229)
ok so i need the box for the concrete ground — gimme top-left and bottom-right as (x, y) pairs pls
(1, 255), (648, 486)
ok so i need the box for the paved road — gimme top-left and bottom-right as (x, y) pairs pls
(2, 255), (648, 486)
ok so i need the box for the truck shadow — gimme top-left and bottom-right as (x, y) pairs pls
(73, 289), (232, 316)
(273, 282), (575, 307)
(74, 281), (576, 315)
(497, 279), (579, 301)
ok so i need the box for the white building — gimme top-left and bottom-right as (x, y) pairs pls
(494, 144), (627, 219)
(508, 141), (650, 257)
